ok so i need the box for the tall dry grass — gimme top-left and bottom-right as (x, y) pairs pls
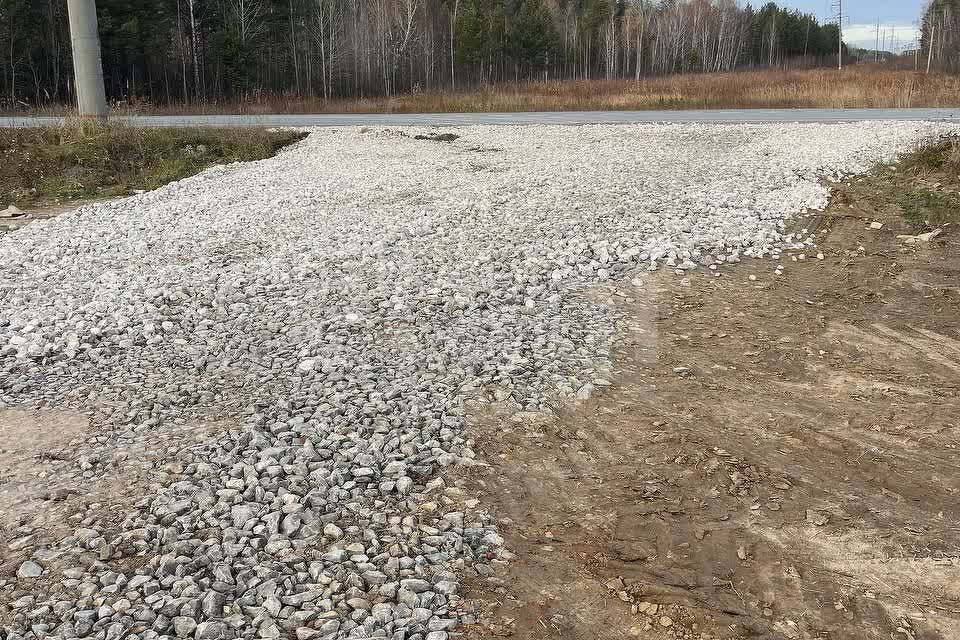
(141, 68), (960, 115)
(338, 68), (960, 113)
(8, 68), (960, 116)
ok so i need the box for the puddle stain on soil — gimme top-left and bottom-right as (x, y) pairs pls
(0, 408), (90, 522)
(458, 206), (960, 639)
(0, 407), (232, 597)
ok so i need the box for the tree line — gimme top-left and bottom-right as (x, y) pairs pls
(922, 0), (960, 72)
(1, 0), (846, 109)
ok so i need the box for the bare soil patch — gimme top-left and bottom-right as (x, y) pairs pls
(457, 186), (960, 639)
(0, 406), (229, 608)
(0, 408), (89, 525)
(0, 200), (114, 236)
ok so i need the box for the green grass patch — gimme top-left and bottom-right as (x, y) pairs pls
(871, 137), (960, 231)
(895, 137), (960, 173)
(0, 123), (307, 207)
(894, 187), (954, 229)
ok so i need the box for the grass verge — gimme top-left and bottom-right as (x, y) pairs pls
(0, 123), (306, 208)
(873, 137), (960, 231)
(6, 68), (960, 116)
(323, 69), (958, 114)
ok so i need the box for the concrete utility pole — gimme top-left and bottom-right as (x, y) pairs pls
(67, 0), (108, 119)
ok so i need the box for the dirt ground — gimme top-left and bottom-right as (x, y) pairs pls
(0, 201), (100, 235)
(458, 190), (960, 639)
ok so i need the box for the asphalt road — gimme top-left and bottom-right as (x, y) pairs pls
(2, 108), (960, 128)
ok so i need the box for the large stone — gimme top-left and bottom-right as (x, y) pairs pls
(173, 616), (198, 637)
(17, 561), (43, 579)
(231, 504), (259, 528)
(195, 621), (229, 640)
(399, 579), (431, 594)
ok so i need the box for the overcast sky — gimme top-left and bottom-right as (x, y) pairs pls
(783, 0), (925, 50)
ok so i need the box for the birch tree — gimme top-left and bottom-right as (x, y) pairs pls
(0, 0), (856, 110)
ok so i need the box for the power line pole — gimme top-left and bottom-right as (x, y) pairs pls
(839, 0), (843, 70)
(67, 0), (107, 119)
(832, 0), (843, 70)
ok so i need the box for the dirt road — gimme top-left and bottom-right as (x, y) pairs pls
(458, 191), (960, 639)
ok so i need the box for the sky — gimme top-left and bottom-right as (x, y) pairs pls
(783, 0), (925, 51)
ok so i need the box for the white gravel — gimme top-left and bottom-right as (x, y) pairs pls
(0, 122), (951, 640)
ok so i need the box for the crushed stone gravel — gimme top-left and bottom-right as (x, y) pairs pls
(0, 122), (953, 640)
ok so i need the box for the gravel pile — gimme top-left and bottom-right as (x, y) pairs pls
(0, 122), (950, 640)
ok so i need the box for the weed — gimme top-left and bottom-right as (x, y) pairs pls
(897, 187), (954, 228)
(863, 136), (960, 231)
(0, 125), (306, 207)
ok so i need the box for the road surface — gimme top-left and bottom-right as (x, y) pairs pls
(2, 108), (960, 128)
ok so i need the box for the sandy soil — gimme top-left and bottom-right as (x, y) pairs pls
(457, 190), (960, 639)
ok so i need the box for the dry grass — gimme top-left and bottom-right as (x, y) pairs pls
(0, 122), (305, 207)
(853, 135), (960, 231)
(947, 137), (960, 167)
(335, 68), (960, 114)
(36, 68), (959, 116)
